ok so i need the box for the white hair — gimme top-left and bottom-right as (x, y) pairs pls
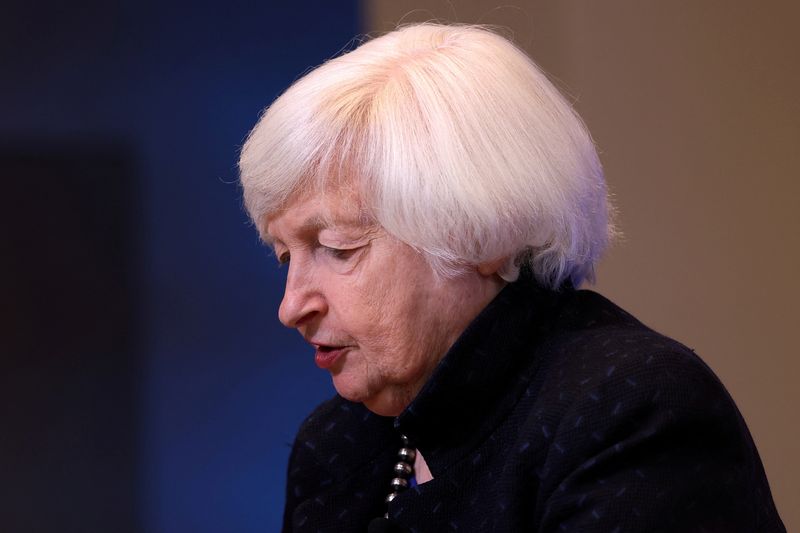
(239, 23), (613, 289)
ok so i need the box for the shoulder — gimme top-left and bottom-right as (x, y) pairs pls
(535, 289), (747, 461)
(539, 289), (724, 401)
(521, 290), (784, 530)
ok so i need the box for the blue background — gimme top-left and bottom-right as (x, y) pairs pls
(3, 1), (359, 530)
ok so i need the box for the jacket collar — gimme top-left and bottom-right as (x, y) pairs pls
(394, 277), (565, 472)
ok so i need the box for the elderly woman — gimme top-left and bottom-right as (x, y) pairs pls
(239, 24), (784, 533)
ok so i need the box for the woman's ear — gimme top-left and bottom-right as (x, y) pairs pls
(477, 257), (509, 277)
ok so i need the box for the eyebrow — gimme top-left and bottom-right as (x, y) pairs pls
(261, 214), (325, 246)
(262, 211), (371, 246)
(296, 214), (328, 234)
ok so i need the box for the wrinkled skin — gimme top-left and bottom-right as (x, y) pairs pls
(264, 191), (505, 416)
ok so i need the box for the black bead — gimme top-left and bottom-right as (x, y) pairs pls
(377, 440), (419, 522)
(390, 477), (409, 490)
(398, 447), (416, 462)
(394, 462), (413, 477)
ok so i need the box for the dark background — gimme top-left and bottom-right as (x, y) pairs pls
(1, 1), (358, 531)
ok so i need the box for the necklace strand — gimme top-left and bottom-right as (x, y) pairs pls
(382, 434), (416, 518)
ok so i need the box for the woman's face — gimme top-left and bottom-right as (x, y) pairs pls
(265, 191), (503, 416)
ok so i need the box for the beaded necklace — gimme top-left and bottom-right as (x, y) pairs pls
(366, 435), (419, 531)
(382, 434), (416, 517)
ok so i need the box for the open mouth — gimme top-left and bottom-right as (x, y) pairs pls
(313, 344), (347, 370)
(317, 345), (338, 353)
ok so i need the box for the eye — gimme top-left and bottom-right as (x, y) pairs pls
(277, 251), (290, 265)
(321, 245), (358, 261)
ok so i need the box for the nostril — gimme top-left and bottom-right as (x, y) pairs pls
(294, 310), (320, 328)
(278, 288), (327, 329)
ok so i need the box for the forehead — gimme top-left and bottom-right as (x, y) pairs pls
(262, 189), (372, 243)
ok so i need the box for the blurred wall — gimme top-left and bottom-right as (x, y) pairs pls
(1, 146), (141, 532)
(2, 1), (357, 531)
(366, 0), (800, 528)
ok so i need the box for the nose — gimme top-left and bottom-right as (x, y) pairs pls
(278, 259), (328, 329)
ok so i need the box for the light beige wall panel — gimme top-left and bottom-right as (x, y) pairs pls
(367, 0), (798, 527)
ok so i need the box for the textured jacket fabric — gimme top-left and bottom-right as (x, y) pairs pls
(282, 279), (785, 532)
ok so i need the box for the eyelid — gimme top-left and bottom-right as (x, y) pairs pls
(320, 244), (359, 257)
(320, 242), (362, 251)
(317, 227), (372, 247)
(320, 239), (373, 267)
(274, 248), (290, 265)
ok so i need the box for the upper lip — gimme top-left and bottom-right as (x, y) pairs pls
(308, 339), (346, 350)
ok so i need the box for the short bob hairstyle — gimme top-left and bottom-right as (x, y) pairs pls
(239, 23), (613, 289)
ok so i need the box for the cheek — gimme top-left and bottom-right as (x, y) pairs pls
(344, 283), (411, 366)
(333, 271), (393, 343)
(374, 289), (442, 371)
(340, 239), (441, 363)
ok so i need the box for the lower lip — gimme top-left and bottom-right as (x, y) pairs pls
(315, 347), (347, 369)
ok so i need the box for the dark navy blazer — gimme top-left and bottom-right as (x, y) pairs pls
(282, 279), (785, 532)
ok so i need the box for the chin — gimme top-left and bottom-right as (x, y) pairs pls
(333, 380), (405, 417)
(362, 397), (404, 417)
(332, 379), (370, 407)
(362, 385), (414, 417)
(332, 367), (415, 416)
